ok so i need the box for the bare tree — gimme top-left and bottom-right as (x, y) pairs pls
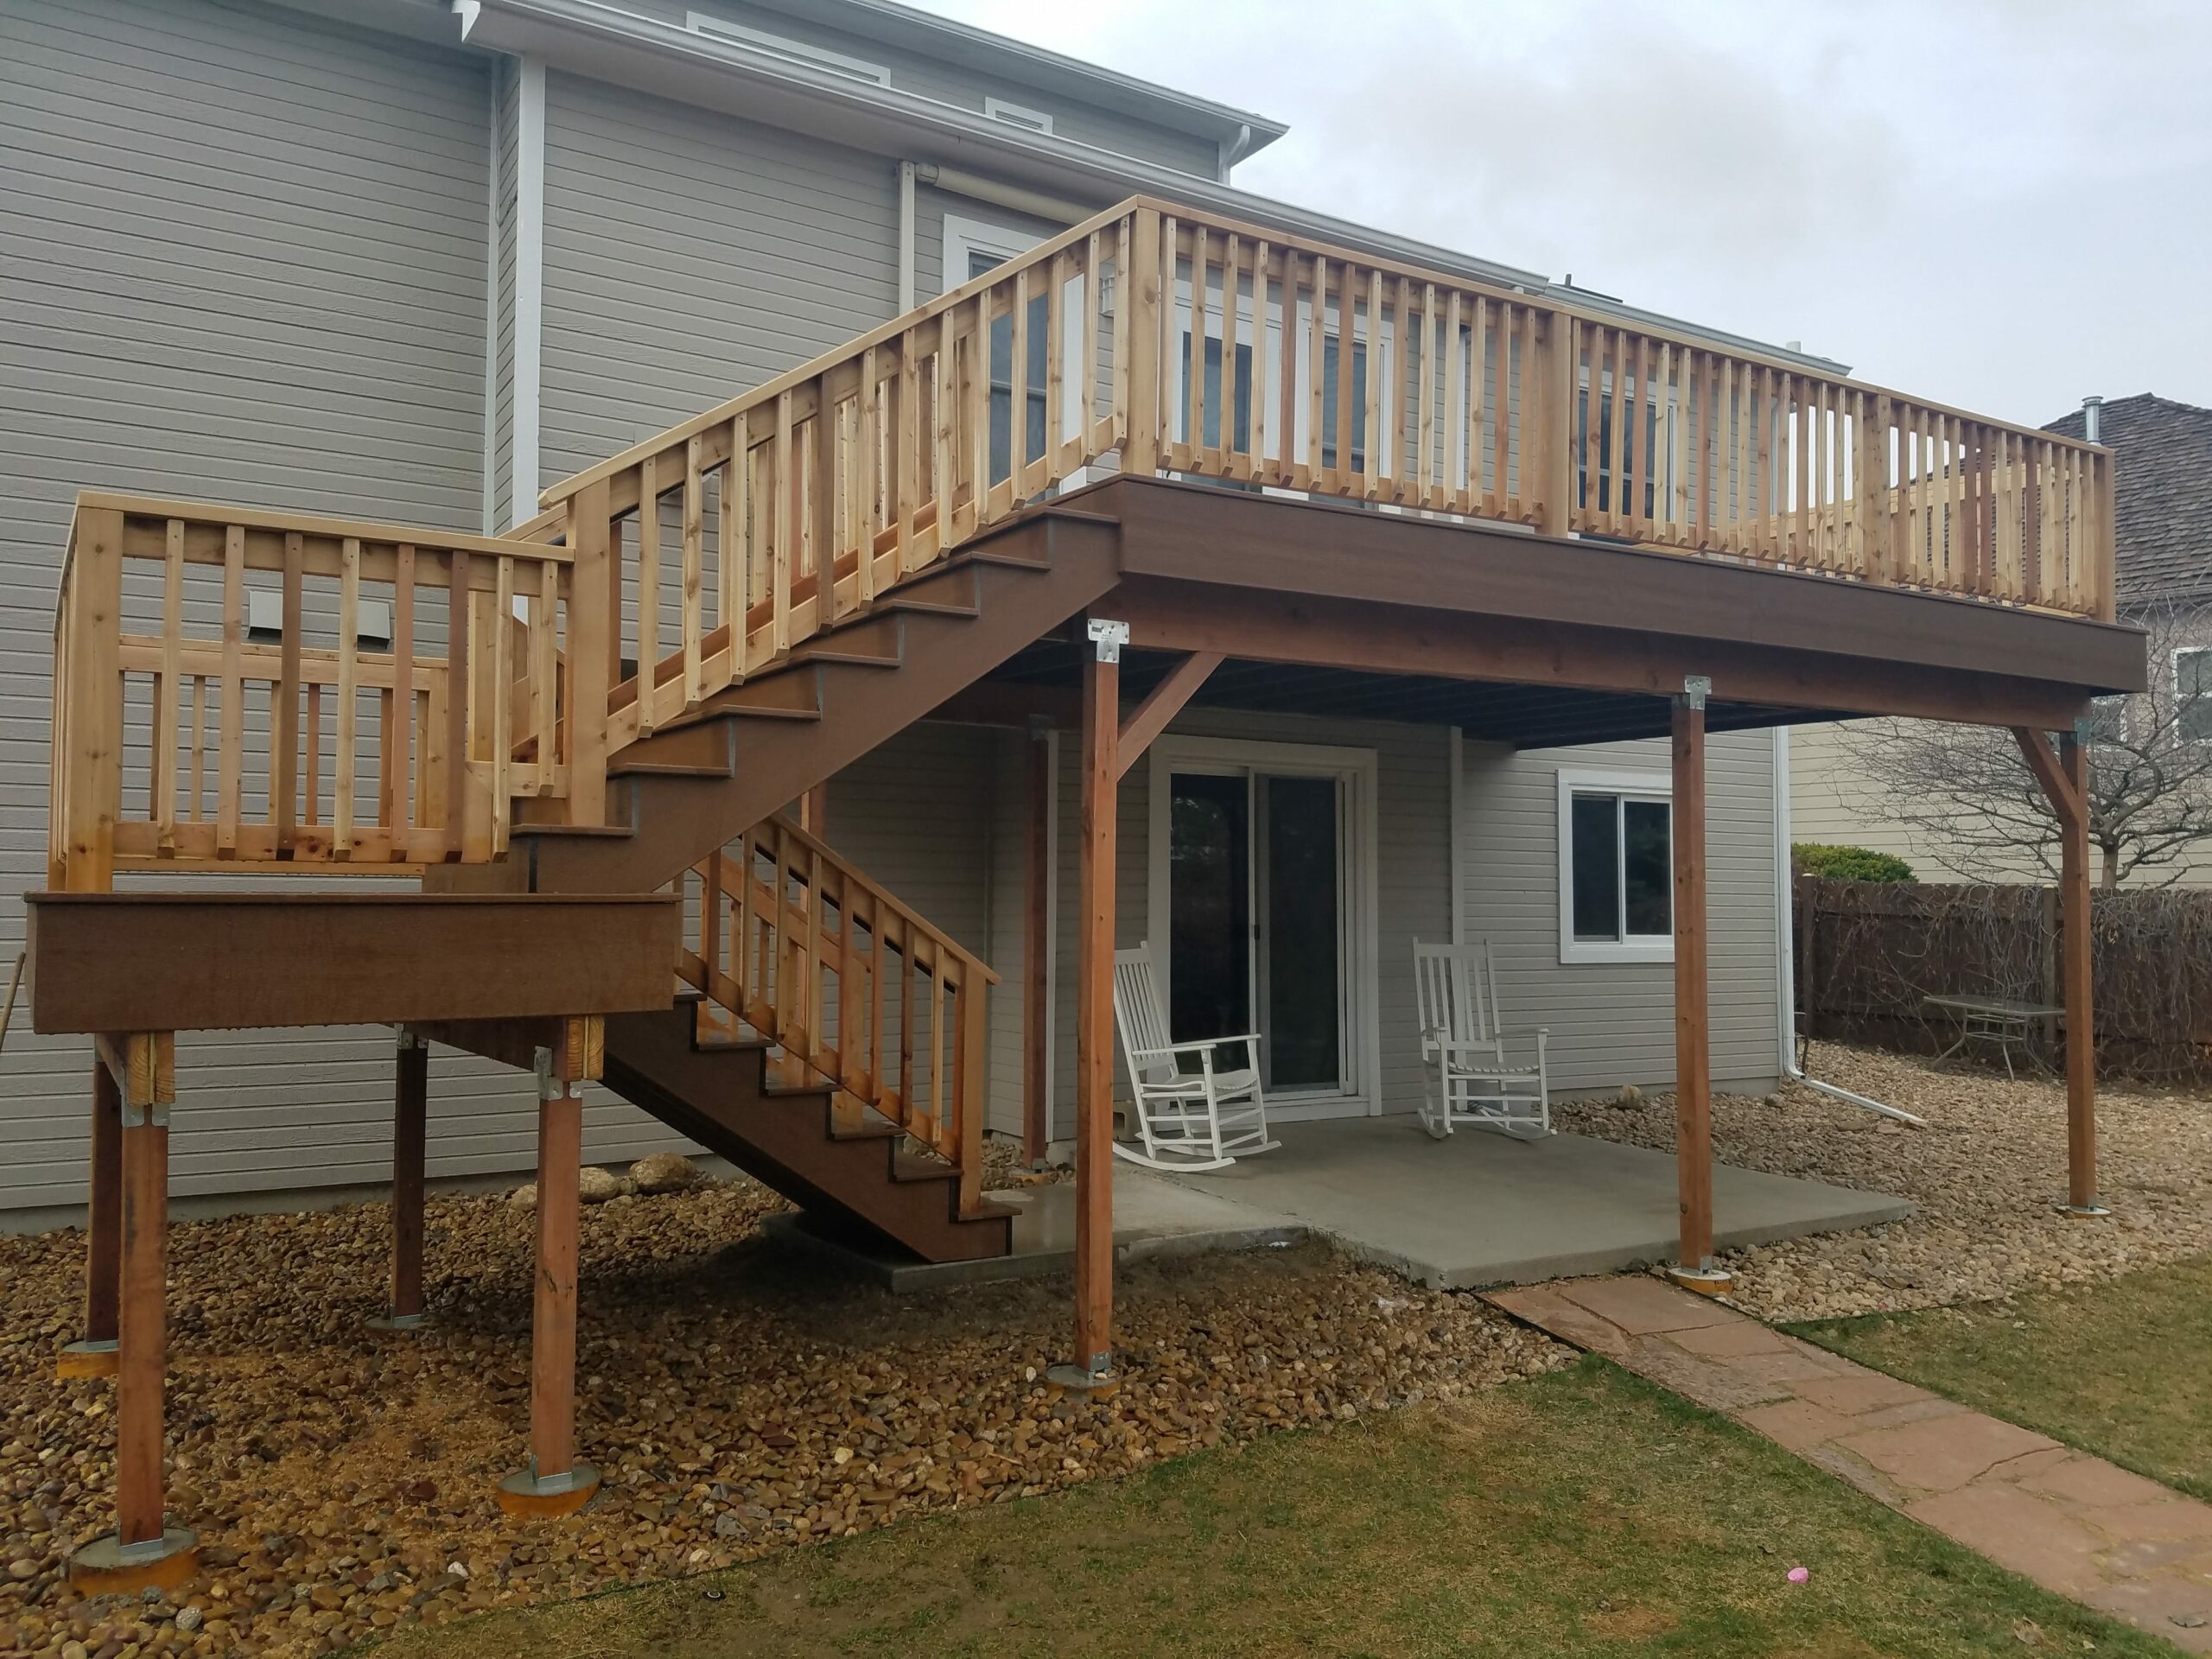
(1834, 597), (2212, 888)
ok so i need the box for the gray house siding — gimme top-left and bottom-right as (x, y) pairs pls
(537, 70), (901, 486)
(1460, 731), (1782, 1095)
(617, 0), (1224, 178)
(0, 0), (603, 1223)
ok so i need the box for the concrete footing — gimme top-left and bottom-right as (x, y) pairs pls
(67, 1527), (199, 1595)
(1663, 1265), (1736, 1296)
(1045, 1362), (1120, 1397)
(495, 1462), (601, 1518)
(55, 1338), (118, 1380)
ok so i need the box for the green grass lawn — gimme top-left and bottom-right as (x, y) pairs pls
(365, 1357), (2169, 1659)
(1789, 1255), (2212, 1504)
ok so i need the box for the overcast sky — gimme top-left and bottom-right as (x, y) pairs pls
(915, 0), (2210, 428)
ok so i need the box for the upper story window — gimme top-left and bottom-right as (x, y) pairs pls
(2178, 648), (2212, 743)
(685, 12), (892, 86)
(983, 97), (1054, 136)
(1555, 767), (1673, 963)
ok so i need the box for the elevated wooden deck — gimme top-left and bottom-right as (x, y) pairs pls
(29, 192), (2142, 1591)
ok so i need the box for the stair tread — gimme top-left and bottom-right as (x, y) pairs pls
(891, 1150), (960, 1184)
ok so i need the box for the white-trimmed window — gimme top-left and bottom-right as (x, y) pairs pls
(983, 97), (1053, 135)
(2177, 648), (2212, 743)
(685, 13), (891, 85)
(1556, 768), (1673, 963)
(942, 213), (1085, 484)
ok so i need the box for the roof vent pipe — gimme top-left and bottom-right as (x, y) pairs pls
(2082, 394), (2103, 443)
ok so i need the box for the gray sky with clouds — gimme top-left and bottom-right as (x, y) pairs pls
(916, 0), (2210, 428)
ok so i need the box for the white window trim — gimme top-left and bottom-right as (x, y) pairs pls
(1555, 766), (1675, 965)
(685, 12), (891, 86)
(941, 212), (1087, 451)
(2175, 646), (2212, 744)
(983, 96), (1053, 135)
(1145, 735), (1382, 1121)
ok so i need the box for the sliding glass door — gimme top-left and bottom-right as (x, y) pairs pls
(1166, 764), (1350, 1099)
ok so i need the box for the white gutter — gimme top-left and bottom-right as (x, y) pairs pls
(914, 162), (1092, 228)
(1771, 727), (1925, 1124)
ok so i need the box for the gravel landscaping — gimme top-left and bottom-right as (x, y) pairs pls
(1555, 1042), (2212, 1322)
(0, 1173), (1566, 1658)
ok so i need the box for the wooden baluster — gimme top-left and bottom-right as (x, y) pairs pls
(492, 556), (513, 849)
(1389, 275), (1413, 504)
(187, 675), (206, 827)
(964, 291), (990, 537)
(682, 437), (704, 708)
(927, 950), (948, 1154)
(857, 346), (880, 602)
(895, 915), (915, 1128)
(636, 455), (661, 734)
(150, 518), (183, 853)
(720, 422), (746, 677)
(1462, 294), (1483, 513)
(1361, 267), (1384, 499)
(957, 969), (986, 1216)
(772, 393), (794, 654)
(1306, 252), (1326, 486)
(217, 526), (244, 856)
(1421, 284), (1442, 509)
(274, 531), (304, 851)
(1111, 216), (1134, 452)
(1492, 301), (1514, 513)
(303, 683), (321, 831)
(1332, 264), (1357, 497)
(1182, 225), (1206, 472)
(804, 841), (823, 1070)
(1274, 249), (1300, 489)
(808, 385), (837, 622)
(1250, 241), (1272, 480)
(895, 340), (919, 575)
(390, 544), (416, 848)
(335, 537), (360, 856)
(533, 558), (557, 791)
(444, 550), (471, 859)
(1042, 251), (1068, 491)
(1079, 232), (1102, 460)
(1611, 329), (1633, 537)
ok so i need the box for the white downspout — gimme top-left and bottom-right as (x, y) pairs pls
(512, 54), (546, 524)
(1772, 726), (1925, 1125)
(896, 160), (916, 312)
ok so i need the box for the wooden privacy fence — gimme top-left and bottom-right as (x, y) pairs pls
(51, 496), (573, 889)
(1796, 876), (2212, 1079)
(677, 817), (996, 1210)
(49, 197), (2119, 891)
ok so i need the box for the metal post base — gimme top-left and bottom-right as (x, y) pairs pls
(2060, 1202), (2113, 1219)
(495, 1460), (601, 1518)
(1664, 1265), (1736, 1297)
(56, 1337), (118, 1380)
(365, 1311), (429, 1334)
(1045, 1362), (1120, 1397)
(67, 1526), (199, 1596)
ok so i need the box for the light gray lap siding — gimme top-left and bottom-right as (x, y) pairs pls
(0, 0), (681, 1220)
(537, 72), (901, 483)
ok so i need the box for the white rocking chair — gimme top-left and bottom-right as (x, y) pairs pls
(1110, 944), (1281, 1172)
(1414, 939), (1552, 1140)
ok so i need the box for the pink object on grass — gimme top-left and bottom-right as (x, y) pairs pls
(1787, 1567), (1810, 1584)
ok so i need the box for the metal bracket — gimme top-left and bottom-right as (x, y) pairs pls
(533, 1046), (575, 1103)
(395, 1027), (424, 1052)
(1085, 618), (1128, 664)
(1679, 675), (1711, 711)
(2071, 715), (2096, 747)
(119, 1101), (170, 1130)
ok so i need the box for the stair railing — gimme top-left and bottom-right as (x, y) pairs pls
(676, 817), (999, 1215)
(48, 496), (575, 891)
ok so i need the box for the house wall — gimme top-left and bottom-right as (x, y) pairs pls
(611, 0), (1224, 178)
(0, 0), (585, 1224)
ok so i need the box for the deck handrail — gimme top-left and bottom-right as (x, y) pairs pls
(521, 197), (2116, 764)
(47, 198), (2119, 892)
(49, 494), (574, 889)
(678, 816), (998, 1214)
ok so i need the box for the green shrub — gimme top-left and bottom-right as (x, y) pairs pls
(1793, 843), (1916, 883)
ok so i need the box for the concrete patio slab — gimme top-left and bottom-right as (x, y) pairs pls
(765, 1160), (1307, 1292)
(1152, 1117), (1912, 1288)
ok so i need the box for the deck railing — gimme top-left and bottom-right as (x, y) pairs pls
(678, 817), (996, 1214)
(49, 496), (574, 888)
(506, 197), (2113, 836)
(49, 199), (2117, 887)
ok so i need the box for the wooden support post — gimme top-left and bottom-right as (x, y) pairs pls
(59, 1059), (123, 1377)
(369, 1032), (429, 1332)
(1023, 719), (1052, 1166)
(1122, 209), (1163, 478)
(1056, 618), (1123, 1390)
(68, 1034), (196, 1594)
(499, 1021), (602, 1516)
(2015, 725), (2103, 1214)
(1668, 683), (1724, 1290)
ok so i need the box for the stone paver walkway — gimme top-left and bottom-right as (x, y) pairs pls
(1487, 1274), (2212, 1651)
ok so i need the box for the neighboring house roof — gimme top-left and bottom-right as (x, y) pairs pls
(2043, 394), (2212, 607)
